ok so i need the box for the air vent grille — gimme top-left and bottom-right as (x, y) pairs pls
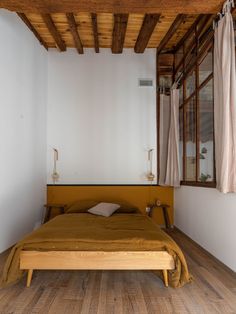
(138, 79), (153, 87)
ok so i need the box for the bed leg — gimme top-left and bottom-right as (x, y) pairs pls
(162, 269), (168, 287)
(26, 269), (33, 287)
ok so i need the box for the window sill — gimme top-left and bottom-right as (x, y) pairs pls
(180, 181), (216, 188)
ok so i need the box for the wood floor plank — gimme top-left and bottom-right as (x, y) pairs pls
(123, 271), (148, 314)
(88, 271), (101, 313)
(169, 229), (236, 289)
(98, 270), (116, 314)
(0, 229), (236, 313)
(62, 270), (89, 301)
(80, 271), (100, 314)
(169, 290), (191, 313)
(113, 271), (124, 314)
(48, 296), (76, 314)
(0, 284), (24, 313)
(199, 267), (236, 312)
(175, 286), (203, 314)
(36, 272), (68, 313)
(138, 271), (168, 313)
(5, 285), (42, 314)
(31, 288), (57, 314)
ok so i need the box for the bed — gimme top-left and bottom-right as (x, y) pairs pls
(1, 207), (191, 289)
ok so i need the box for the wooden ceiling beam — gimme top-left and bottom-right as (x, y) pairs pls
(157, 14), (186, 55)
(0, 0), (225, 14)
(42, 13), (66, 51)
(17, 13), (48, 50)
(91, 13), (99, 53)
(134, 14), (160, 53)
(66, 13), (83, 54)
(112, 14), (128, 54)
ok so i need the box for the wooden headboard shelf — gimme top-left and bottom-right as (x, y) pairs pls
(47, 185), (173, 225)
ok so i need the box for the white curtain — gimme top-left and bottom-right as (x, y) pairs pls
(214, 0), (236, 193)
(159, 94), (171, 185)
(165, 87), (180, 187)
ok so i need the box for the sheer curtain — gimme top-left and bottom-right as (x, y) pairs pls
(159, 94), (171, 185)
(164, 87), (180, 187)
(214, 0), (236, 193)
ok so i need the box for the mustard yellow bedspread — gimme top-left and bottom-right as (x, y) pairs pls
(1, 213), (192, 288)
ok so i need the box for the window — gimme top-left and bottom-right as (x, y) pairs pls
(186, 71), (195, 98)
(175, 47), (184, 69)
(199, 79), (214, 182)
(179, 107), (184, 181)
(199, 52), (212, 84)
(185, 97), (196, 181)
(175, 20), (215, 187)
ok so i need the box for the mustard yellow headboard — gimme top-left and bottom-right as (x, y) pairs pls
(47, 185), (174, 225)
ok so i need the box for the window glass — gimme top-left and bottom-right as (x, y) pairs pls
(159, 75), (172, 93)
(175, 46), (184, 68)
(185, 45), (197, 72)
(179, 108), (184, 180)
(197, 18), (209, 37)
(198, 79), (214, 182)
(176, 17), (215, 186)
(199, 52), (212, 85)
(184, 32), (194, 52)
(185, 97), (196, 181)
(175, 65), (183, 86)
(179, 85), (183, 105)
(186, 71), (195, 98)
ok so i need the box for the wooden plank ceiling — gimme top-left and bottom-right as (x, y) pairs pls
(16, 13), (202, 53)
(0, 0), (225, 14)
(1, 0), (223, 54)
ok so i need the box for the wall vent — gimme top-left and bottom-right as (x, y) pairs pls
(138, 79), (153, 87)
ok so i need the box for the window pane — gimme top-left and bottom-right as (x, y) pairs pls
(199, 52), (212, 85)
(186, 71), (195, 98)
(175, 67), (183, 105)
(185, 46), (196, 69)
(198, 79), (214, 182)
(184, 32), (195, 52)
(179, 85), (183, 105)
(175, 46), (183, 68)
(159, 75), (172, 93)
(179, 108), (183, 180)
(175, 64), (183, 82)
(197, 18), (210, 37)
(185, 97), (196, 181)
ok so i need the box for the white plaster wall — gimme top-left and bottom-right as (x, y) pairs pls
(47, 49), (156, 184)
(175, 186), (236, 271)
(0, 10), (47, 252)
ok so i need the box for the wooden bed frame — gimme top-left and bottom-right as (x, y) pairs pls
(20, 250), (175, 287)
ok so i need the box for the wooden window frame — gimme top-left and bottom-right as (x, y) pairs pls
(175, 20), (216, 188)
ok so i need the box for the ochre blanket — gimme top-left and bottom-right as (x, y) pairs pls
(1, 213), (192, 288)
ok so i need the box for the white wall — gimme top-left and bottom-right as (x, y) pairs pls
(175, 186), (236, 271)
(0, 10), (47, 252)
(47, 49), (156, 184)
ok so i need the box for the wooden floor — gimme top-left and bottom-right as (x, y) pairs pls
(0, 228), (236, 314)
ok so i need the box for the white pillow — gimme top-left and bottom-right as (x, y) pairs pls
(88, 202), (120, 217)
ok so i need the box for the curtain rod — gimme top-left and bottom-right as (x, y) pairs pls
(172, 0), (234, 89)
(213, 0), (234, 29)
